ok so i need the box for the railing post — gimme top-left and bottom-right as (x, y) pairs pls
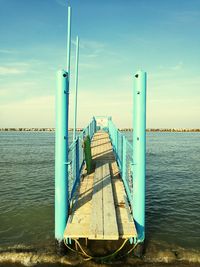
(120, 134), (123, 168)
(90, 122), (92, 137)
(122, 135), (126, 181)
(112, 125), (114, 149)
(92, 117), (95, 136)
(114, 127), (116, 152)
(76, 138), (80, 183)
(116, 128), (118, 154)
(88, 123), (91, 138)
(55, 70), (69, 245)
(93, 117), (97, 133)
(132, 70), (147, 243)
(92, 117), (94, 135)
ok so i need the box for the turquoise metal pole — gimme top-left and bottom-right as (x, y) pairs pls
(132, 70), (147, 242)
(55, 70), (69, 242)
(66, 6), (71, 80)
(73, 36), (79, 141)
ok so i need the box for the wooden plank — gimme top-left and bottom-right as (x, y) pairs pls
(64, 223), (89, 238)
(118, 222), (137, 238)
(102, 163), (119, 240)
(111, 171), (137, 238)
(89, 162), (104, 239)
(64, 166), (94, 239)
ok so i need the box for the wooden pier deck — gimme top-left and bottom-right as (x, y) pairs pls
(64, 131), (137, 240)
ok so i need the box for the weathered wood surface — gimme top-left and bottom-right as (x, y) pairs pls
(89, 162), (104, 239)
(89, 162), (119, 240)
(102, 163), (119, 240)
(64, 131), (137, 240)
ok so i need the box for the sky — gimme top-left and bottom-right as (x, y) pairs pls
(0, 0), (200, 128)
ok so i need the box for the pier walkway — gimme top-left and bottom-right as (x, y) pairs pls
(64, 131), (137, 240)
(55, 6), (147, 252)
(55, 70), (146, 248)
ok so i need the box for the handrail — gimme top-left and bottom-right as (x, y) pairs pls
(108, 119), (134, 211)
(68, 117), (97, 201)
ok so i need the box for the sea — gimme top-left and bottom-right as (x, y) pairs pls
(0, 131), (199, 266)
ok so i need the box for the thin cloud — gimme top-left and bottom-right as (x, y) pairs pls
(173, 10), (200, 24)
(0, 49), (16, 54)
(80, 39), (105, 50)
(170, 61), (183, 71)
(79, 62), (100, 70)
(154, 62), (184, 75)
(55, 0), (68, 8)
(0, 59), (48, 76)
(78, 39), (106, 58)
(0, 66), (26, 75)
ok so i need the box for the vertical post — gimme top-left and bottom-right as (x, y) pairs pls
(94, 117), (97, 133)
(92, 117), (94, 135)
(88, 123), (91, 138)
(91, 119), (93, 137)
(121, 134), (123, 168)
(122, 135), (126, 181)
(115, 128), (118, 154)
(55, 70), (69, 244)
(111, 121), (114, 145)
(132, 70), (147, 243)
(66, 6), (71, 80)
(76, 138), (80, 181)
(73, 36), (79, 141)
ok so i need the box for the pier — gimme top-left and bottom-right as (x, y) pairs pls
(64, 131), (137, 240)
(55, 6), (147, 256)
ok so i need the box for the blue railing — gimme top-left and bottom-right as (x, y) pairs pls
(108, 119), (134, 211)
(68, 117), (97, 201)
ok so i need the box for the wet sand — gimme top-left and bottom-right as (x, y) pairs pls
(0, 240), (200, 267)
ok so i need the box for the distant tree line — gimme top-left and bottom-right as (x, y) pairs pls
(0, 128), (200, 132)
(120, 128), (200, 132)
(0, 128), (83, 132)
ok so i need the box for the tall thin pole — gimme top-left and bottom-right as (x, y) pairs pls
(73, 36), (79, 141)
(55, 5), (71, 247)
(55, 70), (69, 242)
(132, 70), (147, 243)
(67, 6), (71, 81)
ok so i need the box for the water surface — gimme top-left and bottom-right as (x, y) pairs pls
(0, 131), (199, 264)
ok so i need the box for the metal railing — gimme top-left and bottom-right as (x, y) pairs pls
(108, 119), (134, 210)
(68, 117), (97, 200)
(69, 115), (134, 208)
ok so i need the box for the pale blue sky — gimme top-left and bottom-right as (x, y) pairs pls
(0, 0), (200, 128)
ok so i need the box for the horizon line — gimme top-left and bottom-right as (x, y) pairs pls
(0, 127), (200, 132)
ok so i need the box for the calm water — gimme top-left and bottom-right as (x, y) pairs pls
(0, 131), (199, 256)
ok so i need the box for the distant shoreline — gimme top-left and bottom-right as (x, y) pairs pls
(0, 128), (200, 132)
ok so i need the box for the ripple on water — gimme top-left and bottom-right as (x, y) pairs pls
(0, 131), (200, 253)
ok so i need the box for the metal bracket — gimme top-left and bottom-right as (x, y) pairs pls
(64, 161), (71, 165)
